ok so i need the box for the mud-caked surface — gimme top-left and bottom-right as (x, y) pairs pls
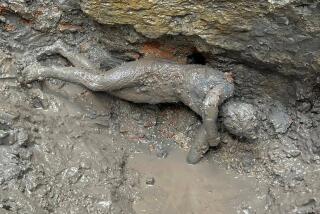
(0, 80), (143, 213)
(0, 0), (320, 213)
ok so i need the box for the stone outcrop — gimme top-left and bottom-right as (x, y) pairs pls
(81, 0), (320, 76)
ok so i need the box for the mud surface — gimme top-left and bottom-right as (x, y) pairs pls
(129, 150), (265, 214)
(1, 0), (320, 214)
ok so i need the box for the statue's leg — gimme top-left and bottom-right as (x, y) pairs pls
(186, 124), (209, 164)
(22, 64), (135, 92)
(39, 40), (94, 69)
(203, 86), (224, 147)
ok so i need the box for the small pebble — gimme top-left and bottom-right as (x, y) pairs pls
(156, 149), (168, 158)
(0, 130), (9, 139)
(146, 177), (155, 185)
(0, 111), (19, 125)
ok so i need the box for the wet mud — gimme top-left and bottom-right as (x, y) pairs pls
(1, 0), (320, 213)
(129, 150), (265, 214)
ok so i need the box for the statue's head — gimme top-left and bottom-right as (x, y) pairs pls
(221, 101), (259, 141)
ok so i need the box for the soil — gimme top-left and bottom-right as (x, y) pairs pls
(129, 150), (266, 214)
(0, 1), (320, 213)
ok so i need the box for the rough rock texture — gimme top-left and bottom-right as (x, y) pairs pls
(81, 0), (320, 76)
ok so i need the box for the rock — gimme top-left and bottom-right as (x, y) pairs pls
(0, 51), (16, 75)
(4, 0), (32, 20)
(145, 177), (155, 186)
(80, 0), (320, 76)
(155, 148), (168, 159)
(0, 146), (28, 184)
(57, 22), (84, 33)
(80, 0), (260, 40)
(14, 128), (29, 146)
(269, 107), (292, 134)
(295, 198), (317, 214)
(57, 0), (81, 11)
(97, 201), (112, 210)
(0, 130), (10, 145)
(311, 128), (320, 155)
(222, 101), (259, 141)
(0, 112), (19, 125)
(297, 101), (312, 113)
(155, 143), (168, 158)
(32, 6), (62, 32)
(0, 130), (9, 139)
(285, 149), (301, 158)
(31, 96), (45, 109)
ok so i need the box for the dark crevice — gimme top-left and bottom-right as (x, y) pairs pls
(2, 205), (11, 210)
(215, 50), (280, 73)
(143, 34), (292, 78)
(187, 51), (207, 65)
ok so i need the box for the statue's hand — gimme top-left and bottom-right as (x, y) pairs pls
(18, 63), (44, 84)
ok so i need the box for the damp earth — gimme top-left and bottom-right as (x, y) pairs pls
(0, 0), (320, 213)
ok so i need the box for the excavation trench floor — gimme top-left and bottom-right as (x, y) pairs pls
(0, 80), (270, 213)
(129, 150), (266, 214)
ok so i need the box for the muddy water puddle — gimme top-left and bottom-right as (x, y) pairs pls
(129, 150), (265, 214)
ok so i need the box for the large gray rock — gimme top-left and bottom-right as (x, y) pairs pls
(269, 107), (292, 134)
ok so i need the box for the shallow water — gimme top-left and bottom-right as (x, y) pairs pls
(129, 150), (265, 214)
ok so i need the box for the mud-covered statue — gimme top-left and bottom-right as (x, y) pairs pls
(21, 41), (234, 164)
